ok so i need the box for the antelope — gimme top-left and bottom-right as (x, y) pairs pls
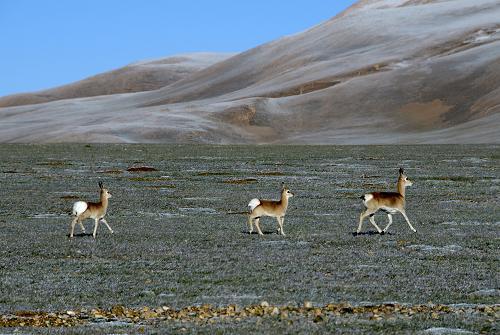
(357, 168), (416, 235)
(247, 183), (294, 236)
(70, 181), (113, 238)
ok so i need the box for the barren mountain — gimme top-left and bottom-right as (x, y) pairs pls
(0, 53), (234, 108)
(0, 0), (499, 143)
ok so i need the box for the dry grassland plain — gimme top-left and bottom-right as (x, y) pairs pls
(0, 144), (498, 334)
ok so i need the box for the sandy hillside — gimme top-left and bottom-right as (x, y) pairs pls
(0, 0), (499, 143)
(0, 53), (234, 108)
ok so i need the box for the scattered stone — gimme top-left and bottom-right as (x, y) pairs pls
(110, 305), (126, 317)
(0, 303), (498, 328)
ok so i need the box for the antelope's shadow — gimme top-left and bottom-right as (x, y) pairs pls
(352, 231), (393, 236)
(243, 231), (282, 235)
(67, 233), (94, 238)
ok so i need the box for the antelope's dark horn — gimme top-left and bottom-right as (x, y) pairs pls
(399, 167), (404, 174)
(99, 181), (103, 189)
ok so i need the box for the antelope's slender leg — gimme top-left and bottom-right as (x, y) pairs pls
(254, 218), (264, 236)
(358, 209), (375, 233)
(278, 216), (285, 236)
(93, 218), (100, 238)
(368, 214), (383, 234)
(70, 217), (78, 238)
(383, 214), (393, 233)
(101, 218), (113, 234)
(399, 210), (416, 232)
(78, 219), (86, 233)
(248, 215), (254, 234)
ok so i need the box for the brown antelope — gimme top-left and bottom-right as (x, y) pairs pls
(247, 183), (294, 236)
(357, 168), (416, 235)
(70, 182), (113, 238)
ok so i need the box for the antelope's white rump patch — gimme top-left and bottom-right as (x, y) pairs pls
(248, 198), (261, 212)
(72, 201), (88, 216)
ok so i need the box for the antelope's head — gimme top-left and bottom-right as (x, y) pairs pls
(99, 181), (112, 199)
(399, 168), (413, 187)
(281, 183), (294, 198)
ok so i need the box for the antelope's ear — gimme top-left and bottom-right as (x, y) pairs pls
(98, 181), (104, 189)
(399, 167), (404, 175)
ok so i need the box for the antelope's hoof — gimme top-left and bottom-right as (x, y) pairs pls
(379, 231), (385, 235)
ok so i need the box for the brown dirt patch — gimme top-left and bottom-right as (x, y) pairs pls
(399, 99), (452, 129)
(127, 166), (158, 172)
(223, 178), (258, 184)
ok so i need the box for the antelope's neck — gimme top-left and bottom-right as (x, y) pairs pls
(100, 194), (109, 211)
(397, 179), (406, 198)
(280, 193), (289, 210)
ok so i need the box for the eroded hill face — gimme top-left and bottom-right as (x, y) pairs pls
(0, 0), (499, 143)
(0, 53), (234, 108)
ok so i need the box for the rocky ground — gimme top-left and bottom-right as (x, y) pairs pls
(0, 144), (498, 334)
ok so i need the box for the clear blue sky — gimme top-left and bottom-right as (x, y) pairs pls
(0, 0), (356, 97)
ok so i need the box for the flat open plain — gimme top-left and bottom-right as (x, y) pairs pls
(0, 144), (498, 334)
